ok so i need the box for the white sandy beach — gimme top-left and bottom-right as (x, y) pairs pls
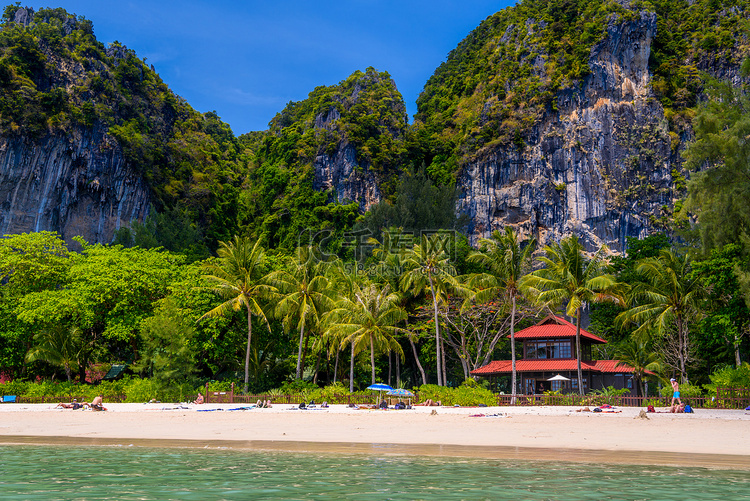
(2, 402), (750, 468)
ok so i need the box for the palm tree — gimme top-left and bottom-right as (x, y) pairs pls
(200, 236), (272, 393)
(615, 339), (661, 397)
(25, 325), (89, 382)
(521, 235), (621, 395)
(615, 249), (704, 383)
(400, 233), (460, 386)
(369, 229), (428, 386)
(325, 280), (406, 384)
(266, 246), (335, 380)
(468, 227), (536, 399)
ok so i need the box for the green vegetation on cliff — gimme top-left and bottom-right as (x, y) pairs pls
(238, 68), (410, 250)
(0, 7), (415, 254)
(415, 0), (750, 177)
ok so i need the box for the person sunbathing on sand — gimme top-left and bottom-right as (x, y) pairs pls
(415, 399), (441, 406)
(193, 393), (204, 405)
(56, 399), (83, 410)
(670, 402), (686, 413)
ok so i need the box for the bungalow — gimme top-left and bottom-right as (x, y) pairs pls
(470, 314), (641, 395)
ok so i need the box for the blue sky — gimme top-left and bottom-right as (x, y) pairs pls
(31, 1), (515, 135)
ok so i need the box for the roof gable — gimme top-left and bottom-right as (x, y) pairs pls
(510, 314), (607, 344)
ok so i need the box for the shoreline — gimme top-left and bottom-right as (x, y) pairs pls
(2, 435), (749, 470)
(2, 403), (750, 469)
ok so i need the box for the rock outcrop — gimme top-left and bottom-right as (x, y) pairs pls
(456, 12), (674, 252)
(310, 70), (405, 211)
(0, 126), (150, 244)
(313, 140), (381, 211)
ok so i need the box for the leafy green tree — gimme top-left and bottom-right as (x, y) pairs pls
(589, 234), (671, 343)
(267, 246), (335, 380)
(0, 231), (70, 294)
(357, 167), (459, 240)
(400, 233), (462, 386)
(135, 297), (197, 386)
(468, 227), (536, 398)
(522, 236), (620, 395)
(615, 340), (661, 397)
(200, 236), (272, 393)
(114, 205), (210, 262)
(0, 231), (71, 376)
(683, 63), (750, 252)
(16, 240), (186, 371)
(691, 244), (748, 369)
(616, 249), (705, 384)
(325, 280), (406, 384)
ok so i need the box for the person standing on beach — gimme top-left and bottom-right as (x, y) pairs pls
(670, 378), (681, 407)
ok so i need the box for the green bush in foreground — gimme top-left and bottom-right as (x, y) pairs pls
(0, 376), (201, 403)
(416, 380), (497, 406)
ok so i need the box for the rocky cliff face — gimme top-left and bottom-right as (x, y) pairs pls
(0, 126), (150, 244)
(456, 12), (674, 252)
(313, 140), (381, 211)
(308, 69), (405, 211)
(311, 99), (381, 210)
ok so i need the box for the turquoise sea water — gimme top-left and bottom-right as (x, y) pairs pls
(1, 445), (749, 500)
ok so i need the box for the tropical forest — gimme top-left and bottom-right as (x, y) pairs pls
(1, 1), (750, 405)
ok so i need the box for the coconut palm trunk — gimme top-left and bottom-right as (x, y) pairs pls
(244, 307), (253, 393)
(350, 342), (356, 393)
(333, 348), (340, 383)
(510, 295), (518, 402)
(575, 308), (584, 395)
(428, 274), (443, 386)
(409, 335), (427, 385)
(295, 323), (305, 379)
(677, 316), (688, 383)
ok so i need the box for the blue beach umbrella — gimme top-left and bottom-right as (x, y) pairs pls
(386, 388), (415, 397)
(367, 383), (394, 391)
(366, 383), (394, 403)
(387, 388), (415, 406)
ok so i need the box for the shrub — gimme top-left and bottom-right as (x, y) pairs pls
(658, 383), (703, 399)
(120, 377), (161, 402)
(416, 380), (496, 406)
(704, 363), (750, 394)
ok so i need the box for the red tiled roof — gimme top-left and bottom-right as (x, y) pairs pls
(593, 360), (653, 374)
(510, 314), (607, 344)
(470, 358), (641, 376)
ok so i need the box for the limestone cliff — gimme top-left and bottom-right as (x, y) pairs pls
(0, 6), (237, 247)
(416, 0), (750, 253)
(313, 140), (381, 211)
(0, 126), (150, 243)
(309, 69), (406, 211)
(457, 12), (671, 251)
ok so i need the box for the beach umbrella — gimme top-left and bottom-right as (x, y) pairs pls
(547, 374), (570, 381)
(387, 388), (415, 397)
(367, 383), (394, 403)
(387, 388), (415, 406)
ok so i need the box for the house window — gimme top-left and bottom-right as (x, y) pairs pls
(525, 340), (572, 359)
(551, 380), (565, 391)
(552, 342), (571, 358)
(577, 344), (592, 360)
(571, 377), (588, 391)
